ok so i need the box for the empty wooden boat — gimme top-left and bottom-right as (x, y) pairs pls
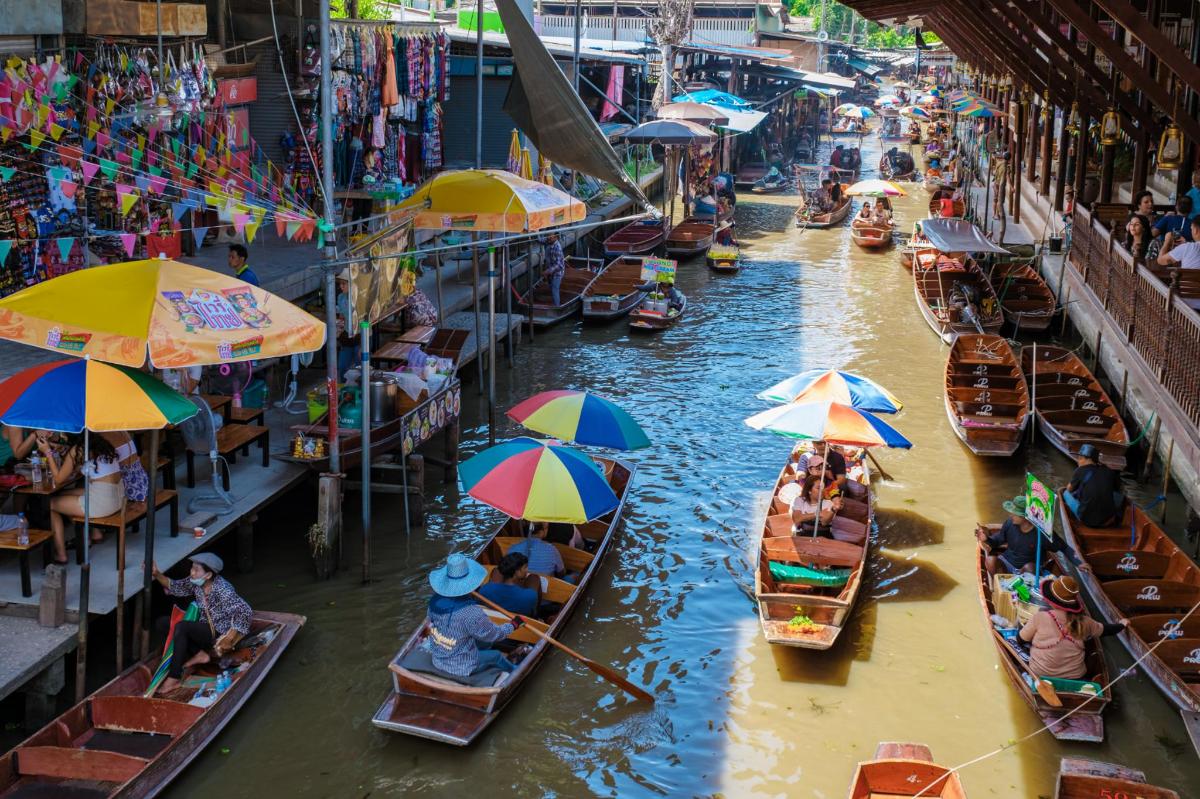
(796, 196), (852, 229)
(629, 292), (686, 332)
(912, 255), (1004, 343)
(1020, 345), (1130, 470)
(755, 443), (871, 650)
(664, 217), (715, 257)
(0, 611), (304, 798)
(1056, 502), (1200, 731)
(990, 261), (1056, 332)
(848, 742), (967, 798)
(517, 258), (600, 327)
(975, 545), (1111, 742)
(850, 218), (894, 248)
(581, 255), (648, 322)
(1054, 758), (1179, 799)
(603, 218), (669, 257)
(373, 457), (636, 745)
(944, 334), (1029, 456)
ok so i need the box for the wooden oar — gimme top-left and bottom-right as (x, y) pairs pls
(866, 449), (894, 482)
(470, 591), (654, 703)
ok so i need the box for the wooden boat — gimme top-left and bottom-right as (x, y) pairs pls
(796, 196), (852, 229)
(0, 611), (304, 797)
(1054, 758), (1180, 799)
(924, 169), (945, 192)
(990, 261), (1056, 332)
(755, 443), (872, 650)
(517, 257), (600, 326)
(975, 545), (1111, 741)
(706, 244), (741, 273)
(603, 218), (669, 257)
(928, 188), (966, 218)
(372, 457), (636, 745)
(944, 334), (1029, 456)
(832, 119), (867, 135)
(581, 255), (648, 322)
(664, 217), (715, 257)
(629, 292), (686, 332)
(1056, 502), (1200, 729)
(850, 217), (894, 248)
(912, 255), (1004, 343)
(1020, 345), (1130, 470)
(735, 161), (770, 188)
(879, 153), (916, 181)
(848, 742), (967, 798)
(750, 171), (790, 194)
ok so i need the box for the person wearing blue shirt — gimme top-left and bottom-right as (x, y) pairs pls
(228, 244), (260, 286)
(1152, 196), (1193, 242)
(1186, 170), (1200, 222)
(478, 552), (539, 617)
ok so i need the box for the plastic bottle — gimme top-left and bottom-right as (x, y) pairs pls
(16, 513), (28, 547)
(30, 455), (41, 485)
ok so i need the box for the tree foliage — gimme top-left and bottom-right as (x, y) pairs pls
(788, 0), (941, 48)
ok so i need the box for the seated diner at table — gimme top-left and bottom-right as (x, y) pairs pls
(41, 432), (124, 563)
(2, 425), (37, 466)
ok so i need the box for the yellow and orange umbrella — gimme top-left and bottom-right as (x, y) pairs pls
(397, 168), (585, 232)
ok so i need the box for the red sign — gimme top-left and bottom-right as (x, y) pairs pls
(218, 77), (257, 106)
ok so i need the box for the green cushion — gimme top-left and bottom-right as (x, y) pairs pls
(1041, 676), (1104, 697)
(768, 561), (851, 588)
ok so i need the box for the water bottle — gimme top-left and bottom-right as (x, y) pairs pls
(16, 513), (28, 547)
(30, 455), (41, 485)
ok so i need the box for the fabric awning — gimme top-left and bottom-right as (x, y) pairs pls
(718, 108), (768, 133)
(919, 219), (1011, 254)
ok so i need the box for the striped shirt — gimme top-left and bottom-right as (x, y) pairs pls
(427, 595), (514, 677)
(509, 538), (564, 576)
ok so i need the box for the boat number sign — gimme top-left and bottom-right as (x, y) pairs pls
(641, 257), (677, 285)
(1024, 472), (1055, 538)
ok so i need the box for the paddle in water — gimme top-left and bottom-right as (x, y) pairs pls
(470, 591), (655, 703)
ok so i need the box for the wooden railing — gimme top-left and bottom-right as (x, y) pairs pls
(1068, 205), (1200, 427)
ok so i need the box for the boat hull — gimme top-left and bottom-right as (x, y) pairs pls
(944, 334), (1029, 457)
(1054, 758), (1180, 799)
(796, 196), (853, 229)
(603, 220), (668, 257)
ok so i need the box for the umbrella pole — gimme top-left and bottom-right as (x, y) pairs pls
(815, 445), (827, 538)
(488, 246), (497, 448)
(504, 246), (513, 366)
(473, 235), (483, 394)
(435, 251), (444, 326)
(361, 320), (372, 584)
(140, 428), (160, 659)
(77, 431), (92, 700)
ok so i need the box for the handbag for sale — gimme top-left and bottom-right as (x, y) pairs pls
(301, 25), (321, 77)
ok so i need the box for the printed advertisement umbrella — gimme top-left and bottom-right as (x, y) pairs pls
(397, 168), (586, 232)
(756, 369), (903, 413)
(458, 437), (619, 523)
(845, 179), (908, 198)
(507, 390), (650, 450)
(743, 401), (912, 448)
(0, 258), (326, 368)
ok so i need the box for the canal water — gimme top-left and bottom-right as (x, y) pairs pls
(176, 134), (1200, 797)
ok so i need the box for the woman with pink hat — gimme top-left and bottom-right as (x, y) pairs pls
(1018, 575), (1128, 681)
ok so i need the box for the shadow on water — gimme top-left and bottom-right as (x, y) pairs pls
(869, 548), (959, 604)
(877, 506), (947, 549)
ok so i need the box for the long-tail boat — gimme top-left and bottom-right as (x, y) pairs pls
(755, 443), (872, 650)
(944, 334), (1029, 456)
(850, 218), (894, 248)
(0, 611), (304, 797)
(517, 257), (601, 326)
(372, 457), (635, 745)
(796, 196), (853, 229)
(664, 218), (715, 257)
(912, 255), (1004, 343)
(603, 219), (669, 258)
(990, 261), (1056, 332)
(975, 545), (1110, 741)
(848, 742), (967, 798)
(1054, 758), (1179, 799)
(1021, 345), (1130, 470)
(1056, 502), (1200, 752)
(581, 255), (649, 322)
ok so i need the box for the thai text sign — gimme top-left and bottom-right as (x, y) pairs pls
(640, 257), (677, 284)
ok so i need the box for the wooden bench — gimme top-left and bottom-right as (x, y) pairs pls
(185, 423), (270, 491)
(228, 405), (266, 426)
(0, 528), (53, 596)
(68, 490), (180, 564)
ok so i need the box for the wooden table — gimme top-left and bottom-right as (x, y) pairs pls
(0, 528), (53, 597)
(201, 394), (233, 422)
(396, 325), (437, 345)
(371, 340), (417, 366)
(229, 406), (266, 426)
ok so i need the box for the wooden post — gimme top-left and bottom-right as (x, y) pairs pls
(1025, 96), (1038, 185)
(1131, 135), (1150, 198)
(1039, 105), (1053, 196)
(1054, 107), (1070, 212)
(1074, 110), (1090, 204)
(1140, 415), (1162, 483)
(1160, 439), (1174, 523)
(1099, 143), (1115, 203)
(1092, 328), (1103, 373)
(1012, 98), (1024, 225)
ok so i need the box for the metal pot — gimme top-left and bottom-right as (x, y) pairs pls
(369, 381), (398, 424)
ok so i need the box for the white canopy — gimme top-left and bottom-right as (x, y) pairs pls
(919, 219), (1011, 254)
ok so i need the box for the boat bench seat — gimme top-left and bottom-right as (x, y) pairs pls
(1048, 422), (1117, 434)
(12, 745), (146, 784)
(89, 696), (203, 737)
(394, 650), (506, 688)
(494, 536), (593, 574)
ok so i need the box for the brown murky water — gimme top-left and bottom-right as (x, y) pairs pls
(171, 134), (1200, 797)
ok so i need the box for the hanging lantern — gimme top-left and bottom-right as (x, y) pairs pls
(1040, 92), (1051, 123)
(1065, 102), (1081, 137)
(1099, 108), (1121, 146)
(1158, 121), (1185, 170)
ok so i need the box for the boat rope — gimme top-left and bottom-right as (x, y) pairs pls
(1125, 411), (1157, 447)
(909, 593), (1200, 798)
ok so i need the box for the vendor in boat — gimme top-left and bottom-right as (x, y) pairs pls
(976, 495), (1086, 577)
(830, 145), (845, 169)
(1019, 575), (1128, 681)
(512, 522), (567, 579)
(1062, 444), (1124, 527)
(791, 475), (841, 536)
(150, 553), (251, 695)
(813, 179), (834, 212)
(426, 553), (525, 678)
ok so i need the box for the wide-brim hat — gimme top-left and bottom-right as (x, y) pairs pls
(189, 552), (224, 574)
(1001, 494), (1027, 516)
(429, 553), (487, 598)
(1044, 575), (1083, 613)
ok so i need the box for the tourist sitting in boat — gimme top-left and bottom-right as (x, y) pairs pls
(479, 552), (540, 617)
(790, 475), (842, 536)
(1062, 444), (1124, 527)
(830, 145), (845, 169)
(871, 200), (891, 226)
(512, 522), (567, 579)
(1019, 575), (1128, 681)
(542, 232), (566, 307)
(797, 441), (848, 493)
(976, 495), (1084, 577)
(812, 179), (834, 212)
(856, 202), (873, 222)
(150, 553), (252, 696)
(424, 553), (524, 680)
(830, 180), (844, 205)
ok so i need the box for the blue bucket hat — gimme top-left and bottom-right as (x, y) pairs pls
(429, 553), (487, 598)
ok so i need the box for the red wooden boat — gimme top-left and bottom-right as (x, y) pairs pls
(848, 742), (967, 798)
(1054, 758), (1179, 799)
(603, 219), (669, 257)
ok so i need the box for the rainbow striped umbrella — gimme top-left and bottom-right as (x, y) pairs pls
(900, 105), (930, 119)
(744, 401), (912, 448)
(507, 390), (650, 450)
(144, 602), (200, 697)
(458, 437), (619, 523)
(0, 358), (197, 432)
(757, 370), (903, 413)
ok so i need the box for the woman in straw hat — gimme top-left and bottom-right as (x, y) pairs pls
(1018, 575), (1128, 681)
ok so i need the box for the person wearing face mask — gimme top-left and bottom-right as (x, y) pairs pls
(149, 553), (251, 695)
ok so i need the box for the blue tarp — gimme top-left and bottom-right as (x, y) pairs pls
(672, 90), (754, 111)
